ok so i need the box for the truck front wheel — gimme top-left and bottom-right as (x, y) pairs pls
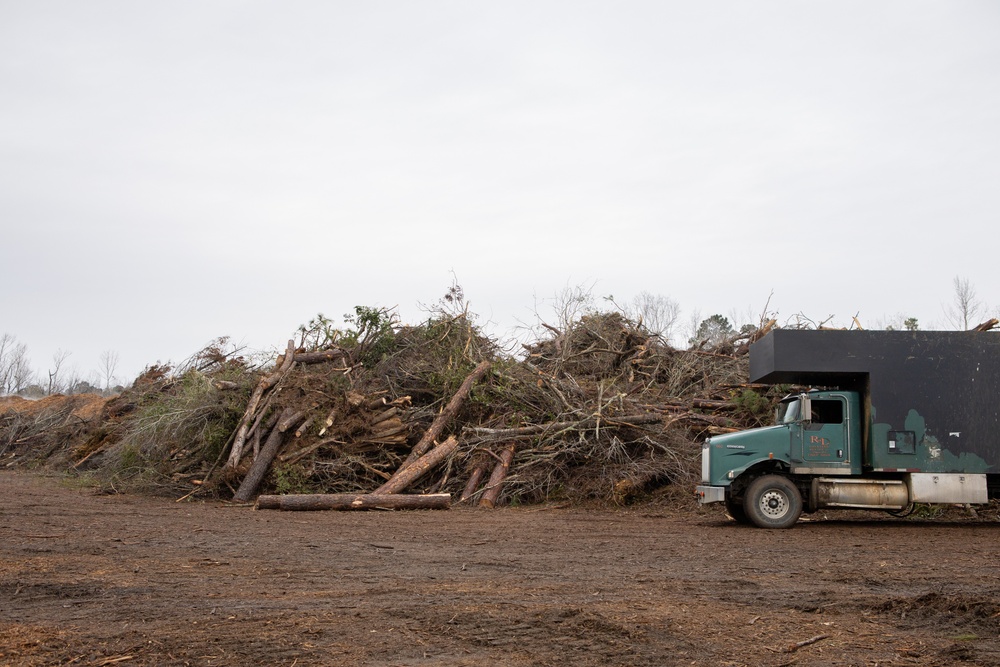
(745, 475), (802, 529)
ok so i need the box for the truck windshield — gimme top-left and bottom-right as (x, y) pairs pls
(776, 399), (801, 424)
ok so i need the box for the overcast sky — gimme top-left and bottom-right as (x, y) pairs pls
(2, 1), (999, 385)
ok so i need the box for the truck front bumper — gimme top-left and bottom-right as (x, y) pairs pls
(695, 485), (725, 504)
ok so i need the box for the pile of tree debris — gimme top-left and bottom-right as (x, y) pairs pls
(0, 307), (784, 509)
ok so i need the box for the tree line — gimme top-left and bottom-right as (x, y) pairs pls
(0, 335), (122, 398)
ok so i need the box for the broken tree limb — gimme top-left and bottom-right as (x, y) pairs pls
(784, 634), (829, 653)
(233, 407), (296, 503)
(479, 443), (515, 508)
(317, 406), (338, 436)
(399, 360), (491, 469)
(373, 435), (460, 495)
(257, 493), (451, 511)
(225, 340), (296, 469)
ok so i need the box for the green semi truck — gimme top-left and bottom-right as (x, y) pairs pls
(695, 329), (1000, 528)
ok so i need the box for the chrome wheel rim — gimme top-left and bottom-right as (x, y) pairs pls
(758, 490), (789, 519)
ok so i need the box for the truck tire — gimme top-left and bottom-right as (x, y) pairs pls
(745, 475), (802, 529)
(725, 494), (750, 524)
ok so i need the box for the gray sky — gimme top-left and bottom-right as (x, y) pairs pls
(2, 1), (999, 385)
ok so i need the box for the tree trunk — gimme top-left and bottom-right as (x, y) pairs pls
(232, 407), (299, 503)
(399, 360), (490, 469)
(256, 493), (451, 511)
(373, 435), (459, 495)
(479, 443), (515, 508)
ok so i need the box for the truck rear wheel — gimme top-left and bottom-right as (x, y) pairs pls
(745, 475), (802, 529)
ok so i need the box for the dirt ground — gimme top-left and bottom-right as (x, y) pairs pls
(2, 472), (999, 667)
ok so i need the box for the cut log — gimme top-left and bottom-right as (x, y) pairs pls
(257, 493), (451, 511)
(233, 407), (295, 503)
(973, 318), (999, 332)
(373, 435), (459, 495)
(479, 443), (515, 509)
(294, 417), (314, 438)
(398, 360), (490, 469)
(460, 463), (487, 503)
(369, 406), (399, 426)
(278, 410), (307, 433)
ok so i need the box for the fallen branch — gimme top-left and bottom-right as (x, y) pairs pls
(784, 634), (829, 653)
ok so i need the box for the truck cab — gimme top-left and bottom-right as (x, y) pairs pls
(698, 390), (865, 527)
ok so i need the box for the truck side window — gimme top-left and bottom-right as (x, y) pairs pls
(810, 399), (843, 424)
(888, 431), (916, 455)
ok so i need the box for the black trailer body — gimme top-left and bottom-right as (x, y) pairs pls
(749, 330), (1000, 474)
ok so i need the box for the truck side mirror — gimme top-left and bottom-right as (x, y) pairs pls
(800, 395), (812, 422)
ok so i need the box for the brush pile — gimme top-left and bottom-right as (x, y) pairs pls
(0, 307), (783, 507)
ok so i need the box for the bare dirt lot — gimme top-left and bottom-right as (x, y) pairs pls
(2, 472), (999, 667)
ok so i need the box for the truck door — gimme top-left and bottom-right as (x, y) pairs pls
(795, 396), (851, 472)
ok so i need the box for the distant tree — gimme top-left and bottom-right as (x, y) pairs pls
(883, 315), (919, 331)
(47, 349), (71, 395)
(945, 276), (984, 330)
(0, 333), (34, 395)
(627, 292), (680, 342)
(70, 379), (100, 395)
(551, 283), (596, 331)
(99, 350), (120, 391)
(18, 384), (45, 399)
(689, 314), (734, 347)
